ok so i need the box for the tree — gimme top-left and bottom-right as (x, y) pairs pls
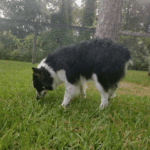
(47, 0), (74, 47)
(0, 31), (20, 59)
(79, 0), (96, 40)
(121, 0), (150, 33)
(147, 56), (150, 75)
(0, 0), (51, 63)
(0, 0), (49, 38)
(95, 0), (123, 42)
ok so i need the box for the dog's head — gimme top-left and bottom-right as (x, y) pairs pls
(32, 67), (54, 99)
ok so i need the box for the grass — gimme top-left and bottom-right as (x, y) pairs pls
(0, 60), (150, 150)
(123, 70), (150, 86)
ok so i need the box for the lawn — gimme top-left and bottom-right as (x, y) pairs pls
(0, 60), (150, 150)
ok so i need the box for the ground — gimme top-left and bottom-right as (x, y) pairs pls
(87, 80), (150, 98)
(0, 60), (150, 149)
(118, 81), (150, 97)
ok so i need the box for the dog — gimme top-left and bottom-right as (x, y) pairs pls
(32, 38), (132, 109)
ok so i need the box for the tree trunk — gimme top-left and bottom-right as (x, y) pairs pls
(147, 56), (150, 76)
(125, 0), (130, 30)
(145, 16), (150, 33)
(95, 0), (123, 42)
(148, 63), (150, 76)
(32, 26), (37, 64)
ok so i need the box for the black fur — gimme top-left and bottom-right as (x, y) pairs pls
(32, 67), (53, 93)
(44, 38), (131, 92)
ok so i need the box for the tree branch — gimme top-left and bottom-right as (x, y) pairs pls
(119, 31), (150, 38)
(0, 18), (95, 32)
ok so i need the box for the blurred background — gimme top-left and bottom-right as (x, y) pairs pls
(0, 0), (150, 72)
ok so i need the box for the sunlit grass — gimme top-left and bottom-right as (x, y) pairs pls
(123, 70), (150, 86)
(0, 60), (150, 149)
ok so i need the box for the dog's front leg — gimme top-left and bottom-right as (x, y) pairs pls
(61, 82), (79, 107)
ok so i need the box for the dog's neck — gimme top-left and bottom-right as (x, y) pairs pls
(37, 58), (62, 88)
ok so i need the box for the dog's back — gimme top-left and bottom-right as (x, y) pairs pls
(45, 38), (131, 91)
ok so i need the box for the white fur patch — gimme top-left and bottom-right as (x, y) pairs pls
(37, 58), (59, 89)
(125, 59), (133, 72)
(53, 69), (67, 89)
(61, 82), (80, 106)
(60, 71), (88, 106)
(56, 70), (67, 83)
(36, 90), (47, 99)
(37, 58), (56, 78)
(92, 74), (109, 109)
(108, 83), (118, 99)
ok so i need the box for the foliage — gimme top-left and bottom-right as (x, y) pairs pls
(0, 31), (20, 59)
(12, 34), (46, 62)
(0, 31), (20, 51)
(48, 0), (75, 47)
(122, 0), (150, 32)
(0, 32), (44, 62)
(78, 0), (96, 41)
(0, 0), (150, 71)
(120, 0), (150, 71)
(0, 31), (150, 70)
(119, 35), (150, 71)
(0, 0), (50, 38)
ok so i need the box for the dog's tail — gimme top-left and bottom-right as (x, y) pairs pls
(129, 59), (133, 65)
(125, 59), (133, 71)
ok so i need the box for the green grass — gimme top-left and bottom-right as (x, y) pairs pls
(0, 60), (150, 150)
(123, 70), (150, 86)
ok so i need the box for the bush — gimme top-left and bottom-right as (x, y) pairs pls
(10, 49), (32, 62)
(1, 30), (150, 72)
(119, 35), (150, 71)
(0, 31), (20, 51)
(0, 33), (44, 62)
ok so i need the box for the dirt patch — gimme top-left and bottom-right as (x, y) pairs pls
(87, 81), (150, 97)
(117, 82), (150, 97)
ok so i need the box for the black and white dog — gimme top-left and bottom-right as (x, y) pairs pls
(32, 38), (132, 109)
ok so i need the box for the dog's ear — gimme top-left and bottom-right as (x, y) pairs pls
(32, 67), (41, 76)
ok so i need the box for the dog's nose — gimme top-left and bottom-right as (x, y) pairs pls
(36, 95), (39, 100)
(36, 94), (39, 100)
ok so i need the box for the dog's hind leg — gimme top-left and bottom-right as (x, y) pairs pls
(61, 82), (80, 107)
(92, 74), (109, 110)
(108, 83), (119, 100)
(80, 83), (87, 98)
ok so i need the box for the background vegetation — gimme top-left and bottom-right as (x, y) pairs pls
(0, 0), (150, 70)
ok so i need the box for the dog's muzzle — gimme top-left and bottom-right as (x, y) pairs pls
(36, 91), (47, 100)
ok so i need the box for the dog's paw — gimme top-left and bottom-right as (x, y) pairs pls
(99, 103), (109, 110)
(59, 105), (67, 109)
(110, 93), (116, 99)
